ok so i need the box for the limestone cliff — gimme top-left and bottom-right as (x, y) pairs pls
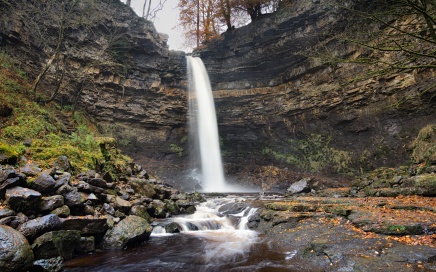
(0, 0), (188, 170)
(195, 0), (436, 189)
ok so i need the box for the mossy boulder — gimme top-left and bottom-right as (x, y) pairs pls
(31, 230), (81, 260)
(413, 174), (436, 196)
(0, 225), (34, 272)
(411, 124), (436, 164)
(101, 215), (152, 249)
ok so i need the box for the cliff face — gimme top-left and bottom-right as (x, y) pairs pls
(0, 0), (189, 167)
(195, 0), (436, 189)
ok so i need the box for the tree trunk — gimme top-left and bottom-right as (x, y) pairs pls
(29, 51), (57, 99)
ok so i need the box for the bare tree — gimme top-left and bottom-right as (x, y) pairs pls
(142, 0), (167, 21)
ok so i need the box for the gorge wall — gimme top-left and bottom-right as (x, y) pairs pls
(195, 0), (436, 189)
(0, 0), (189, 176)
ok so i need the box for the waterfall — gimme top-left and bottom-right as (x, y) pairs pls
(187, 56), (227, 192)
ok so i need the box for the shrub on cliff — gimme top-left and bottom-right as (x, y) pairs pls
(0, 51), (131, 178)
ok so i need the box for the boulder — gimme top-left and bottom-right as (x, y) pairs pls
(39, 195), (64, 212)
(101, 203), (115, 215)
(0, 225), (34, 272)
(53, 156), (71, 172)
(129, 205), (152, 223)
(19, 163), (42, 177)
(87, 178), (108, 188)
(0, 168), (17, 183)
(17, 214), (62, 241)
(50, 205), (70, 218)
(164, 199), (179, 215)
(0, 176), (25, 192)
(31, 230), (81, 260)
(5, 186), (42, 213)
(101, 215), (152, 249)
(32, 256), (63, 272)
(57, 185), (85, 207)
(0, 207), (16, 219)
(114, 196), (132, 213)
(54, 172), (70, 190)
(287, 178), (311, 194)
(60, 216), (108, 237)
(165, 222), (181, 233)
(128, 178), (156, 197)
(76, 180), (105, 194)
(147, 199), (167, 218)
(0, 214), (28, 229)
(32, 172), (56, 194)
(218, 202), (248, 215)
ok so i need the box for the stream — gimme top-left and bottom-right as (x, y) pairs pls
(64, 195), (296, 272)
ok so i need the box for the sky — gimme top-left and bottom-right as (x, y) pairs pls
(121, 0), (187, 51)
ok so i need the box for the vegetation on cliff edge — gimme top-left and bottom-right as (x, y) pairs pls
(0, 51), (132, 178)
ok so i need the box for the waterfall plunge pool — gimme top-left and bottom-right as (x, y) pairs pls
(64, 195), (297, 272)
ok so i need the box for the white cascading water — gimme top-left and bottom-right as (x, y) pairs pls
(187, 56), (227, 192)
(151, 196), (259, 264)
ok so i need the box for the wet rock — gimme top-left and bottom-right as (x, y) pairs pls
(31, 230), (81, 260)
(76, 181), (105, 194)
(0, 213), (28, 229)
(39, 195), (64, 212)
(32, 256), (63, 272)
(128, 178), (156, 198)
(116, 188), (130, 200)
(0, 207), (16, 218)
(87, 178), (108, 188)
(17, 214), (62, 241)
(54, 172), (70, 190)
(129, 205), (152, 223)
(53, 156), (71, 172)
(0, 225), (34, 272)
(164, 199), (179, 215)
(32, 172), (56, 194)
(114, 196), (132, 213)
(0, 175), (26, 192)
(60, 216), (108, 237)
(5, 186), (42, 213)
(218, 202), (248, 215)
(0, 168), (17, 183)
(50, 205), (70, 218)
(165, 222), (181, 233)
(147, 199), (167, 218)
(75, 236), (95, 254)
(101, 203), (115, 215)
(57, 185), (85, 207)
(19, 163), (42, 177)
(287, 178), (311, 194)
(101, 215), (152, 249)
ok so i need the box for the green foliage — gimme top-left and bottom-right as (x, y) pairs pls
(0, 51), (132, 177)
(169, 143), (183, 157)
(262, 133), (353, 174)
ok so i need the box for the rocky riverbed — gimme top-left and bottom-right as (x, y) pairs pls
(0, 158), (204, 272)
(252, 191), (436, 271)
(1, 155), (435, 272)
